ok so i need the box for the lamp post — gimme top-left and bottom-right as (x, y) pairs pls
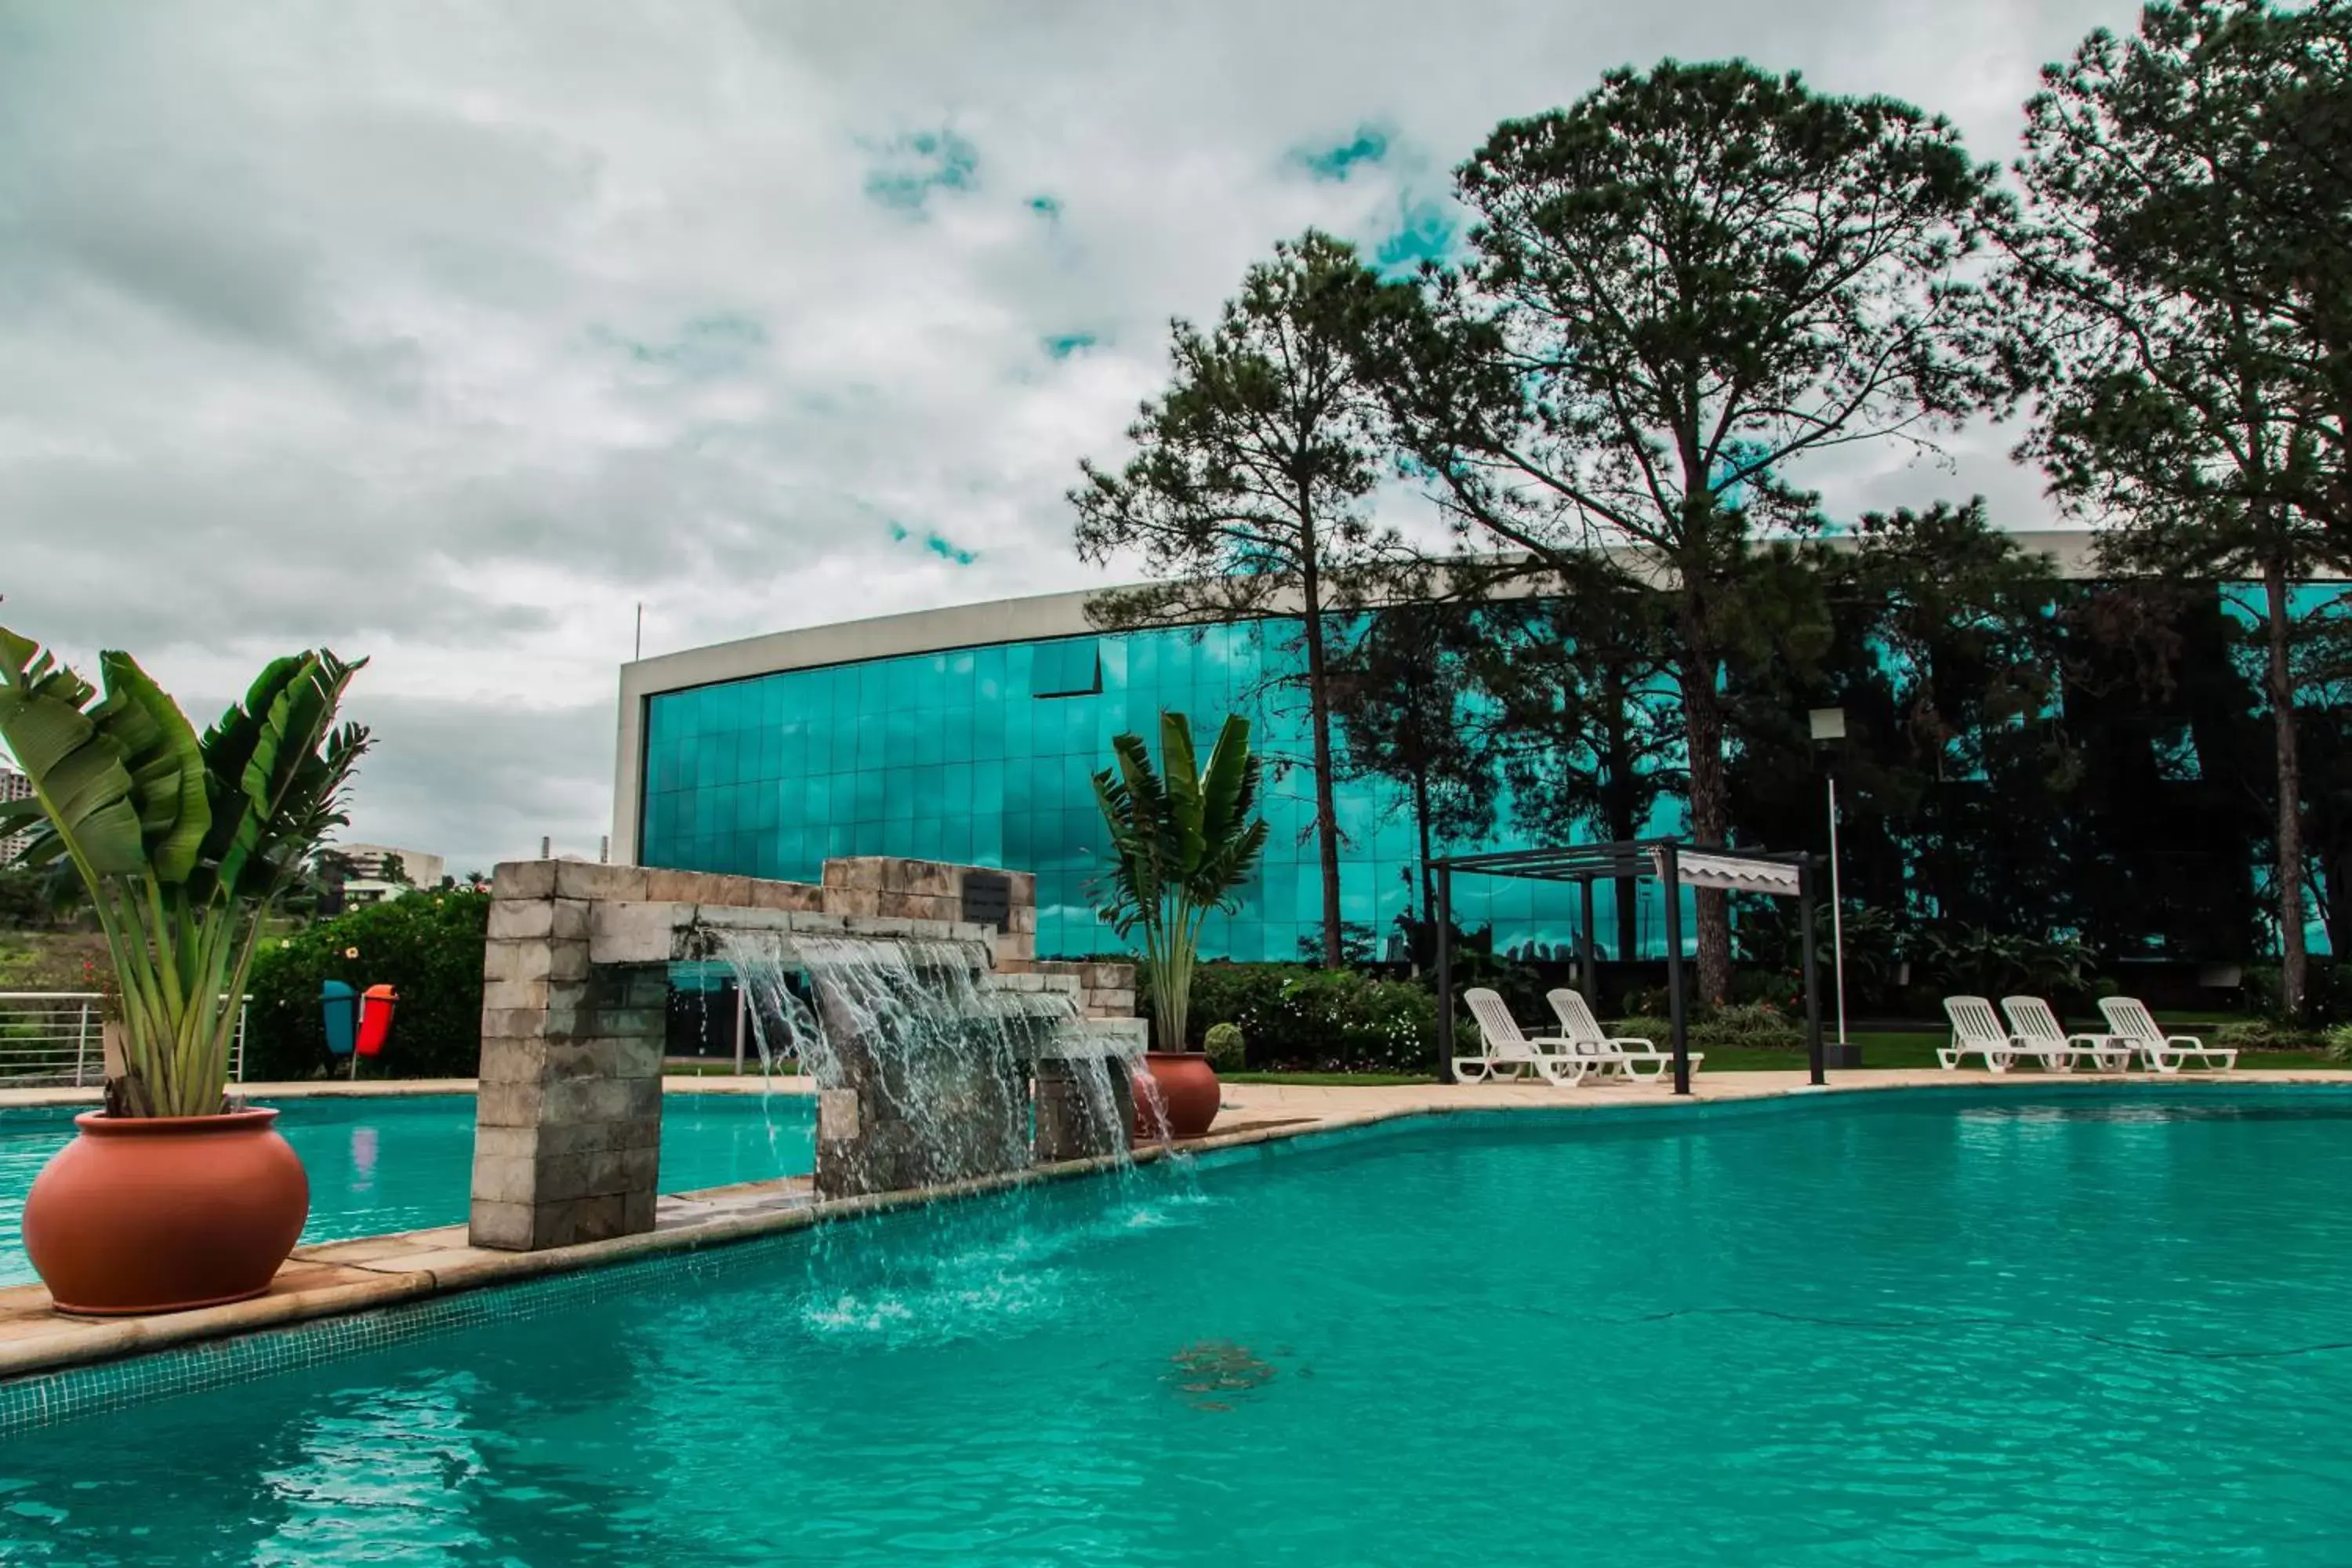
(1807, 708), (1860, 1068)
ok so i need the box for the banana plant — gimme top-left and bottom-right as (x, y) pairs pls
(1091, 712), (1269, 1052)
(0, 630), (369, 1116)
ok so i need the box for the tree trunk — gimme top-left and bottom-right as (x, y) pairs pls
(1600, 673), (1640, 967)
(1676, 638), (1733, 1007)
(1411, 761), (1435, 975)
(1299, 546), (1345, 969)
(2263, 555), (2310, 1018)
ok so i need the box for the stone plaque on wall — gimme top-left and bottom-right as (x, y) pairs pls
(961, 871), (1011, 928)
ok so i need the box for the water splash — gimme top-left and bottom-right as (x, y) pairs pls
(717, 932), (1142, 1198)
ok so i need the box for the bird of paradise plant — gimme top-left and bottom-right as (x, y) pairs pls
(1091, 711), (1269, 1052)
(0, 630), (368, 1116)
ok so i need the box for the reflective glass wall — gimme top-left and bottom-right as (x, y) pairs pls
(637, 619), (1671, 961)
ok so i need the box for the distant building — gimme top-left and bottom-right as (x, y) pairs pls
(335, 844), (446, 890)
(0, 767), (33, 869)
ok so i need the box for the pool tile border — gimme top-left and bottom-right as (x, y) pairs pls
(1, 1073), (2346, 1436)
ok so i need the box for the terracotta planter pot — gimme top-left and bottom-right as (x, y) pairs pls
(1133, 1052), (1221, 1142)
(24, 1109), (310, 1316)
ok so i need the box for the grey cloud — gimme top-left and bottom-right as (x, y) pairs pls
(0, 0), (2140, 867)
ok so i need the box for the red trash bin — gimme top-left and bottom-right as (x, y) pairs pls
(357, 984), (397, 1058)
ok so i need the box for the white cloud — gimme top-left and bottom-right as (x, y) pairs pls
(0, 0), (2140, 869)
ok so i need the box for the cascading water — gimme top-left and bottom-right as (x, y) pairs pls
(717, 932), (1142, 1198)
(716, 928), (1206, 1345)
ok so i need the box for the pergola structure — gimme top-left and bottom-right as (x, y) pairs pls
(1431, 838), (1827, 1095)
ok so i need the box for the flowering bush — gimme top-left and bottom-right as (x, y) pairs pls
(1149, 962), (1438, 1073)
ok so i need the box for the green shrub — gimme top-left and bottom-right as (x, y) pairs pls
(1150, 961), (1439, 1073)
(2328, 1023), (2352, 1063)
(2243, 960), (2352, 1027)
(245, 891), (490, 1079)
(1608, 1004), (1804, 1052)
(2216, 1018), (2328, 1051)
(1693, 1002), (1806, 1051)
(1203, 1022), (1246, 1073)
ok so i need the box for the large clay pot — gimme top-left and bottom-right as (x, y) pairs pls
(24, 1109), (310, 1316)
(1133, 1052), (1221, 1142)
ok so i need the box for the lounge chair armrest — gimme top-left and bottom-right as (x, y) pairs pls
(1602, 1036), (1659, 1050)
(2164, 1034), (2206, 1048)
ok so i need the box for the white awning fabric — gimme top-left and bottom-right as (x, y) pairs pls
(1648, 848), (1802, 897)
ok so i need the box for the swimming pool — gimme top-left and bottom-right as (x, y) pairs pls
(2, 1087), (2347, 1563)
(0, 1093), (815, 1287)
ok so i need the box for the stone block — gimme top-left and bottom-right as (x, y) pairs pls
(492, 860), (557, 901)
(904, 861), (958, 897)
(997, 931), (1036, 964)
(622, 1189), (658, 1233)
(543, 1194), (630, 1247)
(606, 1034), (666, 1076)
(618, 1143), (661, 1191)
(1088, 988), (1136, 1018)
(832, 858), (886, 891)
(1006, 871), (1037, 907)
(470, 1199), (535, 1250)
(550, 899), (591, 942)
(487, 900), (554, 941)
(475, 1080), (545, 1127)
(479, 1002), (593, 1040)
(472, 1125), (539, 1162)
(537, 1119), (659, 1157)
(818, 1088), (860, 1141)
(747, 878), (825, 913)
(1010, 905), (1036, 934)
(471, 1153), (539, 1207)
(554, 862), (649, 902)
(597, 1007), (668, 1047)
(642, 868), (714, 902)
(477, 1036), (548, 1085)
(699, 873), (754, 909)
(825, 887), (881, 919)
(588, 901), (688, 964)
(481, 976), (551, 1013)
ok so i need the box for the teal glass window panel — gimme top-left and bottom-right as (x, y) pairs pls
(1033, 638), (1102, 698)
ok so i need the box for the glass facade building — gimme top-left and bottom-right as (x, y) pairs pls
(636, 617), (1662, 962)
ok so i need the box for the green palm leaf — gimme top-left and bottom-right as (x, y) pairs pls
(1089, 708), (1270, 1054)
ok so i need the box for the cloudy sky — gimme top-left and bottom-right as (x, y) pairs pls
(0, 0), (2137, 873)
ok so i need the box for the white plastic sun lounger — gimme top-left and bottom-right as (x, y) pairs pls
(2001, 996), (2133, 1074)
(1940, 996), (2038, 1072)
(1545, 988), (1701, 1081)
(1457, 989), (1588, 1085)
(2100, 996), (2239, 1074)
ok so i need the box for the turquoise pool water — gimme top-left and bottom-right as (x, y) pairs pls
(0, 1093), (814, 1287)
(2, 1088), (2349, 1563)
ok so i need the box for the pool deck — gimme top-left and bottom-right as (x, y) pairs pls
(1, 1066), (2346, 1384)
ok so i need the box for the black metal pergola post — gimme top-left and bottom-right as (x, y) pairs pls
(1435, 862), (1454, 1083)
(1427, 837), (1828, 1099)
(1799, 855), (1826, 1087)
(1577, 877), (1598, 996)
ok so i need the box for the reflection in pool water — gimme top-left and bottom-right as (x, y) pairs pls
(5, 1089), (2350, 1565)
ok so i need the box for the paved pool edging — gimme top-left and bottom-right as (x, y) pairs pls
(0, 1069), (2345, 1434)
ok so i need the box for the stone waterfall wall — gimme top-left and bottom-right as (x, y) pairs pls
(471, 855), (1146, 1250)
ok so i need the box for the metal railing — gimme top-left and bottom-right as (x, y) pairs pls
(0, 994), (249, 1088)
